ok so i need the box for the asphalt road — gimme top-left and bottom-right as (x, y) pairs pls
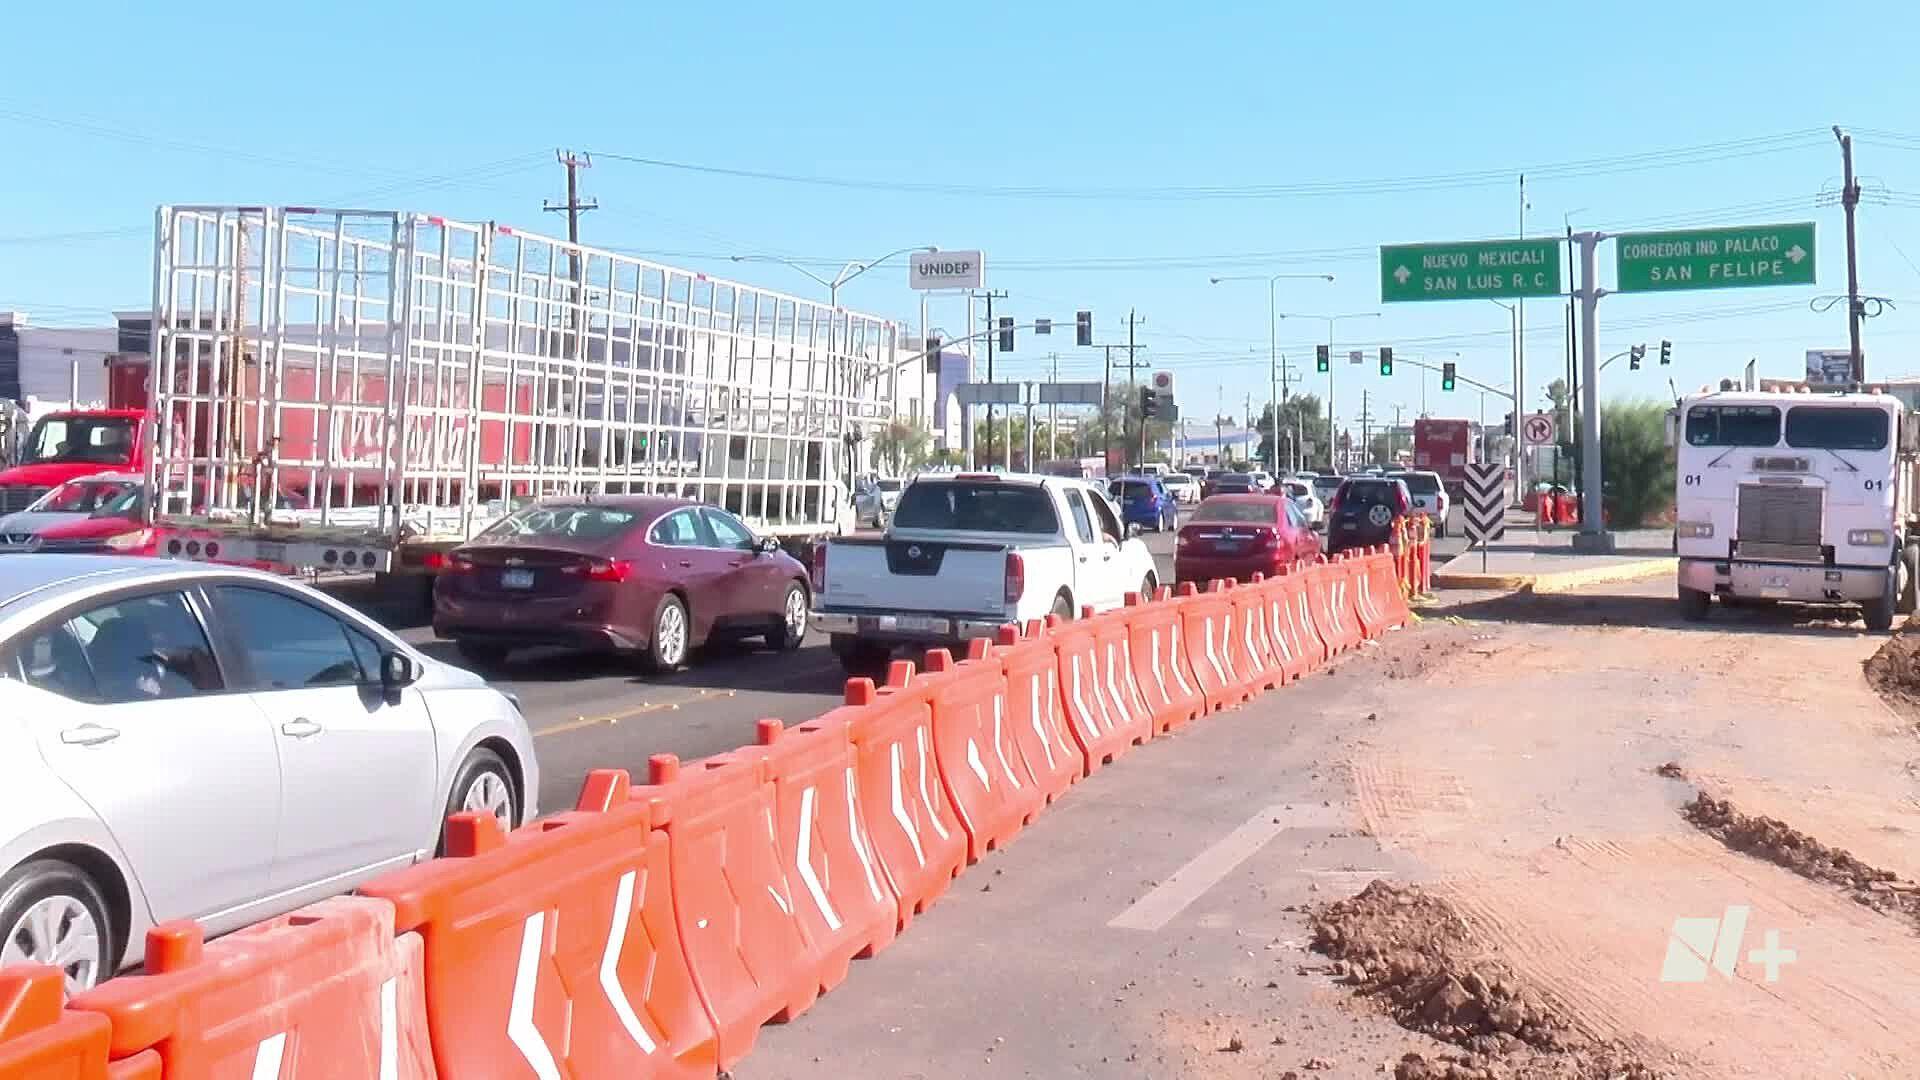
(345, 508), (1458, 815)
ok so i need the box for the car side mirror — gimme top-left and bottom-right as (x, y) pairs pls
(381, 652), (418, 692)
(758, 536), (783, 555)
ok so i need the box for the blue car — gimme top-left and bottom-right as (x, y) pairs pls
(1109, 475), (1178, 532)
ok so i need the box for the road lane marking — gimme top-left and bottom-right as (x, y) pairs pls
(1109, 804), (1345, 932)
(533, 689), (732, 737)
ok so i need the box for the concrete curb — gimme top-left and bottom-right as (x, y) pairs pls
(1433, 557), (1675, 594)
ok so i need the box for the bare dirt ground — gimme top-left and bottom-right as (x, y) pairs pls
(1318, 583), (1920, 1078)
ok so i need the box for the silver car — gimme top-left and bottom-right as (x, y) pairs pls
(855, 477), (905, 528)
(0, 556), (539, 992)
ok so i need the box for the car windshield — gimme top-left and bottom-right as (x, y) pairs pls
(24, 416), (138, 465)
(1339, 481), (1400, 508)
(892, 481), (1060, 533)
(1193, 500), (1277, 524)
(481, 505), (641, 541)
(32, 479), (138, 513)
(1685, 405), (1779, 447)
(1401, 473), (1441, 494)
(1784, 407), (1888, 451)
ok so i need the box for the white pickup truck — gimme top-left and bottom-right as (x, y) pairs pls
(809, 472), (1162, 673)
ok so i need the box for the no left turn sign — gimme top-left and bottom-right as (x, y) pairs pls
(1522, 412), (1557, 446)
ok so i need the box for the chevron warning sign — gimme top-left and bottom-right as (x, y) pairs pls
(1463, 463), (1507, 544)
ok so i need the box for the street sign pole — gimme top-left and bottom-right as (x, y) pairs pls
(1573, 231), (1613, 553)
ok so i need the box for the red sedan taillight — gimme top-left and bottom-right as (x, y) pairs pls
(1004, 550), (1025, 604)
(563, 557), (632, 583)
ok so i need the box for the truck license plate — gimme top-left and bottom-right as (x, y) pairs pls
(1762, 575), (1790, 598)
(501, 569), (535, 589)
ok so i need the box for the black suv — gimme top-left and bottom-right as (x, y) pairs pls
(1325, 476), (1412, 555)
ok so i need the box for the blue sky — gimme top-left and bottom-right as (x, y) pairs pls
(5, 0), (1919, 434)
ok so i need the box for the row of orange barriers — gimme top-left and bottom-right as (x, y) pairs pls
(1394, 514), (1434, 599)
(0, 542), (1427, 1080)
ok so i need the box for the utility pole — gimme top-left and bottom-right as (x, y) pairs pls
(1834, 126), (1865, 381)
(1516, 173), (1528, 476)
(1360, 389), (1373, 465)
(1047, 351), (1059, 458)
(543, 150), (598, 359)
(1101, 345), (1113, 470)
(1391, 403), (1405, 463)
(980, 290), (1008, 468)
(1121, 310), (1147, 469)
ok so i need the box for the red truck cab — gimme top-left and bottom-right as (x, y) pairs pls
(0, 409), (152, 517)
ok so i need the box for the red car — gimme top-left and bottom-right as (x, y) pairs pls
(432, 495), (811, 672)
(1174, 494), (1321, 585)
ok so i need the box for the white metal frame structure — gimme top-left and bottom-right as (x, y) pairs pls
(145, 206), (898, 572)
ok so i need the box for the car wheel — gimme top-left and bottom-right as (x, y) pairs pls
(768, 581), (809, 651)
(1863, 564), (1898, 632)
(1139, 575), (1157, 601)
(1899, 541), (1920, 616)
(0, 859), (112, 995)
(1678, 585), (1711, 622)
(1050, 591), (1074, 621)
(455, 640), (509, 668)
(442, 748), (518, 850)
(641, 594), (691, 674)
(831, 634), (891, 678)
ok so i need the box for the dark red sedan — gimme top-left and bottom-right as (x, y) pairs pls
(432, 496), (811, 672)
(1174, 494), (1322, 585)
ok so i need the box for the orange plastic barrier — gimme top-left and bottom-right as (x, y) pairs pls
(1122, 590), (1203, 734)
(1259, 568), (1311, 683)
(995, 623), (1084, 802)
(1357, 547), (1411, 636)
(631, 751), (813, 1068)
(1175, 581), (1237, 713)
(356, 800), (715, 1080)
(1303, 559), (1360, 656)
(753, 713), (901, 993)
(1289, 563), (1332, 669)
(69, 897), (434, 1080)
(843, 664), (968, 932)
(1333, 552), (1375, 642)
(1087, 606), (1155, 749)
(1231, 574), (1283, 693)
(922, 641), (1044, 863)
(1048, 614), (1133, 771)
(0, 967), (112, 1079)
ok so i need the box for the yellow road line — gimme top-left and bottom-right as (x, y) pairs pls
(534, 688), (736, 738)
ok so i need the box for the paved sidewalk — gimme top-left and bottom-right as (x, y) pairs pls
(1435, 520), (1674, 593)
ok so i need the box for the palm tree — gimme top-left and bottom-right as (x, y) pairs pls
(873, 420), (933, 474)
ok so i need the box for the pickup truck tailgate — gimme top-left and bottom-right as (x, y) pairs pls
(824, 537), (1008, 614)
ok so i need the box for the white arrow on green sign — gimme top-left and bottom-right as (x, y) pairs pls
(1380, 238), (1562, 302)
(1613, 222), (1814, 293)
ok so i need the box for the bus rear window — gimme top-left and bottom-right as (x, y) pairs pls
(1784, 407), (1888, 451)
(1684, 405), (1779, 447)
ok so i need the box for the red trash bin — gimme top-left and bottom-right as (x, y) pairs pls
(1555, 492), (1580, 524)
(1533, 490), (1556, 526)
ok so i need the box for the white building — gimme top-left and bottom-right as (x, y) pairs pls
(0, 311), (141, 413)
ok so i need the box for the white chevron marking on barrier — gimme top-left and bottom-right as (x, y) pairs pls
(846, 768), (886, 902)
(768, 884), (793, 916)
(992, 697), (1022, 790)
(252, 1033), (286, 1080)
(1103, 643), (1131, 724)
(916, 727), (951, 840)
(1219, 611), (1238, 680)
(1242, 604), (1261, 674)
(1269, 600), (1292, 663)
(966, 737), (992, 789)
(1148, 629), (1171, 705)
(796, 786), (842, 931)
(600, 870), (660, 1054)
(508, 913), (563, 1080)
(379, 975), (399, 1080)
(1202, 614), (1226, 684)
(1169, 621), (1194, 695)
(1028, 674), (1058, 772)
(1070, 655), (1100, 734)
(889, 743), (928, 867)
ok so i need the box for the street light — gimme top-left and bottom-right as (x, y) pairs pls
(731, 245), (937, 308)
(1210, 272), (1334, 473)
(1278, 311), (1381, 471)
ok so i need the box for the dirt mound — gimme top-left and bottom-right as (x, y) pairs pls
(1310, 881), (1667, 1078)
(1863, 622), (1920, 725)
(1682, 794), (1920, 927)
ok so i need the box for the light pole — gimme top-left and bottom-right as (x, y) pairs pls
(1278, 311), (1381, 472)
(1210, 273), (1333, 473)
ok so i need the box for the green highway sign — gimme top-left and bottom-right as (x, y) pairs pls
(1613, 222), (1814, 293)
(1380, 239), (1562, 302)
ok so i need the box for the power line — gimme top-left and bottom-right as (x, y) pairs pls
(589, 130), (1830, 203)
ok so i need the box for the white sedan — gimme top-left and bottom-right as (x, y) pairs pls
(1161, 472), (1201, 504)
(0, 557), (539, 992)
(1281, 479), (1324, 528)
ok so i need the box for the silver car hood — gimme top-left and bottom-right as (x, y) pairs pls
(0, 510), (83, 538)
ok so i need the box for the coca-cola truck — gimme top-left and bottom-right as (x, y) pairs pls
(139, 206), (899, 588)
(1412, 416), (1475, 498)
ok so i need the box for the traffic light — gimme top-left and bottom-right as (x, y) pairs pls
(1441, 361), (1457, 391)
(1503, 412), (1514, 436)
(1316, 345), (1330, 373)
(925, 334), (941, 373)
(1378, 346), (1394, 376)
(1076, 310), (1092, 346)
(1139, 385), (1158, 419)
(1630, 343), (1646, 371)
(1659, 339), (1672, 365)
(998, 317), (1014, 353)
